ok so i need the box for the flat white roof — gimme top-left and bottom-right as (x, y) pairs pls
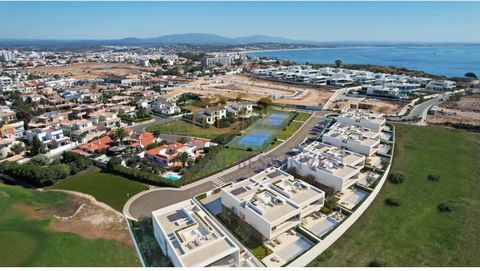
(152, 200), (238, 267)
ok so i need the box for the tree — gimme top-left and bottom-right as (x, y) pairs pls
(465, 72), (477, 79)
(10, 142), (25, 155)
(178, 137), (188, 144)
(257, 97), (273, 108)
(30, 154), (50, 166)
(139, 235), (157, 259)
(112, 128), (129, 146)
(179, 152), (189, 167)
(335, 59), (342, 68)
(31, 137), (45, 155)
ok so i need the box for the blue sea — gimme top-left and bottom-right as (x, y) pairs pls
(246, 45), (480, 78)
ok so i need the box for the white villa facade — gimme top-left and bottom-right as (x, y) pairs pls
(152, 199), (241, 267)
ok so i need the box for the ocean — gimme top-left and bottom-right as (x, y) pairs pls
(245, 45), (480, 78)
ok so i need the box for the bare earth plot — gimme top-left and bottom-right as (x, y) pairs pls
(165, 74), (334, 107)
(331, 98), (404, 115)
(428, 94), (480, 125)
(29, 63), (152, 80)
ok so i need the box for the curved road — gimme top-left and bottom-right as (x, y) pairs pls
(124, 111), (328, 220)
(388, 94), (446, 124)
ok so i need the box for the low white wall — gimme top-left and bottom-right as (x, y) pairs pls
(46, 142), (79, 158)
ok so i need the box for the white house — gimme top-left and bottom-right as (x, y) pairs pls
(221, 178), (301, 240)
(288, 142), (366, 192)
(426, 80), (456, 91)
(322, 123), (380, 156)
(336, 109), (386, 133)
(152, 199), (241, 267)
(26, 127), (71, 149)
(195, 106), (227, 125)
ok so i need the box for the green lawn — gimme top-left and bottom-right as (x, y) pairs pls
(276, 121), (303, 141)
(54, 168), (148, 212)
(146, 119), (237, 139)
(185, 148), (256, 182)
(295, 112), (311, 122)
(309, 124), (480, 267)
(0, 184), (139, 267)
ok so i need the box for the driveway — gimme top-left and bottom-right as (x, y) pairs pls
(124, 111), (329, 219)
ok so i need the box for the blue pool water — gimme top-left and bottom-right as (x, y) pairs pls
(246, 45), (480, 77)
(163, 173), (181, 181)
(238, 131), (273, 147)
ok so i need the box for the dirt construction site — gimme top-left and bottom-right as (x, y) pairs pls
(428, 93), (480, 125)
(29, 63), (153, 80)
(164, 74), (334, 107)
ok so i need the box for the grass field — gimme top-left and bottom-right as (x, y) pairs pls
(0, 184), (139, 266)
(309, 124), (480, 267)
(186, 148), (255, 182)
(146, 119), (237, 139)
(53, 167), (147, 212)
(295, 112), (312, 122)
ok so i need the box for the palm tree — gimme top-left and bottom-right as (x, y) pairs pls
(112, 128), (129, 146)
(10, 142), (25, 155)
(179, 152), (189, 167)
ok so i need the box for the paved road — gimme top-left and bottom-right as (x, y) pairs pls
(124, 111), (329, 219)
(389, 94), (446, 123)
(131, 114), (178, 133)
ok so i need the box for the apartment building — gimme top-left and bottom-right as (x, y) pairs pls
(288, 141), (366, 192)
(336, 109), (386, 133)
(152, 199), (241, 267)
(322, 123), (380, 156)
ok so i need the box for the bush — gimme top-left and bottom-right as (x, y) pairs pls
(437, 203), (452, 213)
(246, 147), (253, 152)
(109, 164), (179, 188)
(196, 193), (207, 200)
(427, 174), (441, 182)
(369, 260), (387, 267)
(213, 187), (221, 194)
(385, 198), (401, 206)
(389, 172), (405, 184)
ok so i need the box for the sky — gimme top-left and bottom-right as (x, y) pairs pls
(0, 1), (479, 42)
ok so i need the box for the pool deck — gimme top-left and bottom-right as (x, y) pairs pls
(262, 230), (314, 267)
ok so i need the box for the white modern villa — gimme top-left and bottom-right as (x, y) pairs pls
(322, 122), (380, 156)
(336, 109), (386, 133)
(287, 141), (366, 192)
(152, 199), (241, 267)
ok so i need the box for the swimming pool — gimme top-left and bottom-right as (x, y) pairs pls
(237, 131), (273, 147)
(162, 172), (181, 181)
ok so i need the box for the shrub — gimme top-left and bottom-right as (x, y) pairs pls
(427, 174), (441, 182)
(110, 164), (179, 188)
(196, 193), (207, 200)
(437, 203), (452, 213)
(246, 147), (253, 152)
(389, 172), (405, 184)
(385, 198), (401, 206)
(213, 187), (221, 194)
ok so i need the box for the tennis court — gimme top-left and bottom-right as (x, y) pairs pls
(227, 112), (292, 151)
